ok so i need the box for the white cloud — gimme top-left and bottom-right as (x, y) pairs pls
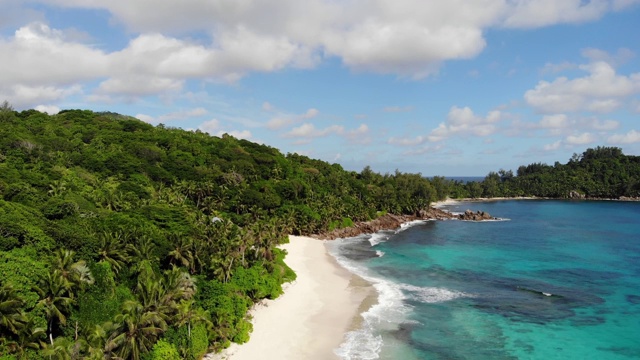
(197, 119), (253, 140)
(266, 107), (319, 130)
(541, 61), (577, 74)
(198, 119), (221, 134)
(20, 0), (632, 82)
(608, 129), (640, 144)
(581, 47), (635, 66)
(543, 141), (562, 151)
(281, 122), (369, 144)
(565, 132), (596, 145)
(0, 22), (108, 85)
(540, 114), (569, 128)
(1, 1), (636, 106)
(388, 136), (425, 146)
(0, 84), (82, 108)
(284, 123), (344, 138)
(502, 0), (610, 28)
(35, 104), (60, 114)
(525, 59), (640, 114)
(222, 130), (253, 140)
(135, 107), (208, 124)
(427, 106), (503, 142)
(345, 124), (371, 144)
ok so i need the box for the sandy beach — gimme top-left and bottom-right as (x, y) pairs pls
(206, 235), (373, 360)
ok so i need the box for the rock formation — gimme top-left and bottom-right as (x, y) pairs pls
(315, 206), (495, 240)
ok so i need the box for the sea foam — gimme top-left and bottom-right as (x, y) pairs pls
(328, 237), (469, 359)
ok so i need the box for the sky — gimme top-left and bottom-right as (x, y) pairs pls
(1, 1), (639, 176)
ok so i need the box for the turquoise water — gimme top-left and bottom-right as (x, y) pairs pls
(328, 200), (640, 360)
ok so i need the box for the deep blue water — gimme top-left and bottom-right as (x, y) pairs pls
(328, 200), (640, 359)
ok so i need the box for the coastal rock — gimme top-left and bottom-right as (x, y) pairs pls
(458, 210), (495, 221)
(619, 196), (640, 202)
(569, 190), (586, 199)
(315, 206), (494, 240)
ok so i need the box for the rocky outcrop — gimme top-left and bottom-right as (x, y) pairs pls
(457, 209), (495, 221)
(315, 207), (494, 240)
(569, 190), (586, 199)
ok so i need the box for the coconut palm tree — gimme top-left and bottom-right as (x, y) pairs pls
(0, 283), (26, 336)
(167, 235), (193, 270)
(35, 270), (73, 345)
(98, 231), (131, 274)
(173, 299), (211, 339)
(106, 300), (167, 360)
(4, 316), (45, 359)
(53, 249), (94, 288)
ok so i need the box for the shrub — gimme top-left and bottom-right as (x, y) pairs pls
(150, 340), (181, 360)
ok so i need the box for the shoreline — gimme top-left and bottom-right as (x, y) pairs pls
(205, 235), (375, 360)
(432, 196), (640, 208)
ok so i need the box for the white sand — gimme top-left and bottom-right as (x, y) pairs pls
(206, 235), (371, 360)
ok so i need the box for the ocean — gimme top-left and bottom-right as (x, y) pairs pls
(328, 200), (640, 360)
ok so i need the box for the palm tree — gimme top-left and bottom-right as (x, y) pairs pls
(53, 249), (94, 288)
(35, 270), (73, 345)
(211, 256), (234, 283)
(98, 232), (131, 274)
(161, 267), (196, 306)
(167, 235), (193, 270)
(4, 316), (45, 359)
(0, 283), (26, 336)
(128, 235), (157, 266)
(173, 299), (211, 339)
(106, 300), (167, 360)
(41, 336), (74, 360)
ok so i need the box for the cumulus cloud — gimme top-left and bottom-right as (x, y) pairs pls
(283, 123), (344, 138)
(427, 106), (503, 142)
(608, 129), (640, 144)
(502, 0), (610, 28)
(0, 84), (83, 108)
(543, 141), (562, 151)
(9, 0), (633, 86)
(35, 104), (61, 114)
(0, 22), (108, 85)
(388, 136), (426, 146)
(566, 132), (596, 145)
(135, 107), (208, 124)
(1, 1), (637, 108)
(266, 107), (319, 130)
(281, 122), (370, 145)
(525, 59), (640, 114)
(197, 118), (253, 140)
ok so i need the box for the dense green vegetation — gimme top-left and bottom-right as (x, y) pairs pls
(456, 147), (640, 199)
(0, 107), (449, 359)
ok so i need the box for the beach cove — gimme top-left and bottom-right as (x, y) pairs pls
(206, 236), (375, 360)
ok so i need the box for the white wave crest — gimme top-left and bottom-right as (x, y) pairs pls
(368, 233), (390, 246)
(397, 220), (425, 233)
(399, 284), (470, 303)
(375, 250), (385, 258)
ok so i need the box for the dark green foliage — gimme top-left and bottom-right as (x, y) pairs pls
(73, 262), (133, 328)
(459, 147), (640, 199)
(0, 248), (48, 310)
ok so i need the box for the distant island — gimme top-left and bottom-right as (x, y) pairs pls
(0, 106), (638, 360)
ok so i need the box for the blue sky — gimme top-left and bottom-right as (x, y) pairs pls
(1, 1), (639, 176)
